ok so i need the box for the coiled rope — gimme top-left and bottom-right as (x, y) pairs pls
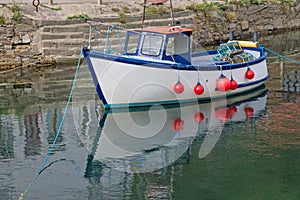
(18, 47), (84, 200)
(265, 47), (300, 65)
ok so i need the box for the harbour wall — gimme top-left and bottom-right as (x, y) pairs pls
(192, 2), (300, 47)
(0, 2), (299, 71)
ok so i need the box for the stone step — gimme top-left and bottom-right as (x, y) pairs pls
(38, 11), (195, 27)
(41, 24), (91, 34)
(42, 37), (126, 48)
(42, 38), (88, 49)
(42, 43), (125, 57)
(125, 15), (195, 28)
(40, 32), (86, 40)
(42, 48), (76, 57)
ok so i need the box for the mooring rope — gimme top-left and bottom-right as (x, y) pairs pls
(265, 47), (300, 65)
(18, 47), (83, 200)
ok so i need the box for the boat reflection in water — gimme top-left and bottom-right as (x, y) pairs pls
(76, 85), (267, 177)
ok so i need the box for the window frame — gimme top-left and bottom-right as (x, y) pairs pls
(141, 34), (164, 56)
(125, 33), (140, 55)
(165, 34), (189, 56)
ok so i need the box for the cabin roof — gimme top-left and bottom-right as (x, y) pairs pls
(133, 26), (193, 35)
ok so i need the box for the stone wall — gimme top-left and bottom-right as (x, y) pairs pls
(0, 18), (56, 71)
(0, 2), (299, 71)
(193, 2), (300, 47)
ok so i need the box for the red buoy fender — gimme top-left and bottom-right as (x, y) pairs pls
(174, 81), (184, 94)
(194, 82), (204, 95)
(216, 75), (231, 91)
(245, 68), (255, 79)
(230, 79), (238, 90)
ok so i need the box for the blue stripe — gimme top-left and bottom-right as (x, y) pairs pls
(238, 75), (269, 87)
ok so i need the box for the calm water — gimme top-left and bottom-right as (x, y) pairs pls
(0, 31), (299, 200)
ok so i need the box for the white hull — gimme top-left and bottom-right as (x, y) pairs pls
(84, 49), (268, 108)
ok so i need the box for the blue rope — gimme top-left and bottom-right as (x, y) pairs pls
(18, 47), (84, 200)
(265, 47), (300, 65)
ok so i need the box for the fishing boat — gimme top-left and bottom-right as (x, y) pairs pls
(83, 23), (268, 109)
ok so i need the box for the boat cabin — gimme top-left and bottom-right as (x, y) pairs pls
(124, 26), (193, 65)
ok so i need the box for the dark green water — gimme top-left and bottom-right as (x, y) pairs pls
(0, 30), (299, 200)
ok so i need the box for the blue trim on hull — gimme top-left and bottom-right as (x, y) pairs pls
(237, 75), (268, 87)
(83, 49), (108, 105)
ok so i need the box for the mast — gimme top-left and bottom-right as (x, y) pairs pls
(170, 0), (174, 26)
(142, 0), (147, 28)
(141, 0), (175, 28)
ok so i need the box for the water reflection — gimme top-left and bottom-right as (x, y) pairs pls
(0, 65), (80, 160)
(0, 116), (15, 159)
(75, 85), (267, 198)
(0, 108), (68, 160)
(24, 113), (41, 156)
(283, 69), (300, 93)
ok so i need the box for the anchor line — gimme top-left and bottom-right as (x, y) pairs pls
(265, 47), (300, 65)
(18, 47), (84, 200)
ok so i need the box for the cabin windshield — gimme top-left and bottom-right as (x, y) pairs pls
(126, 33), (140, 54)
(166, 34), (189, 56)
(141, 34), (163, 56)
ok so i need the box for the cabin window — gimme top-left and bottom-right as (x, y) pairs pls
(126, 33), (140, 54)
(141, 34), (163, 56)
(166, 34), (189, 56)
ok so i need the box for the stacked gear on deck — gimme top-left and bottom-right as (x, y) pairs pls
(212, 41), (255, 64)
